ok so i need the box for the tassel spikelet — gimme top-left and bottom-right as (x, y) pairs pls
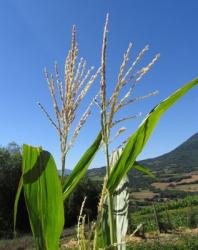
(99, 14), (159, 148)
(38, 27), (100, 180)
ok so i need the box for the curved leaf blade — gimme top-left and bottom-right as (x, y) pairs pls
(13, 176), (23, 236)
(63, 131), (102, 200)
(94, 199), (110, 249)
(22, 144), (64, 250)
(133, 161), (156, 179)
(107, 77), (198, 193)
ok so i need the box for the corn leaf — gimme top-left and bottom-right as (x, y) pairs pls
(13, 176), (23, 236)
(133, 161), (156, 179)
(107, 77), (198, 193)
(94, 200), (110, 249)
(22, 144), (64, 250)
(63, 131), (102, 200)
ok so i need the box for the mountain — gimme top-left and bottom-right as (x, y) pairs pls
(141, 132), (198, 173)
(58, 169), (72, 176)
(86, 133), (198, 199)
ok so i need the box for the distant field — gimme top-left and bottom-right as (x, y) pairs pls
(88, 171), (198, 202)
(174, 183), (198, 192)
(127, 173), (198, 201)
(131, 190), (157, 200)
(130, 202), (198, 233)
(152, 182), (168, 190)
(151, 173), (198, 192)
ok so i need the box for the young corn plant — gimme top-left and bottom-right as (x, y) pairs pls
(93, 14), (198, 250)
(94, 14), (159, 249)
(14, 27), (102, 250)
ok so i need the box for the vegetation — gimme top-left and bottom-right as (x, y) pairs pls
(0, 14), (195, 250)
(86, 133), (198, 196)
(127, 235), (198, 250)
(0, 143), (101, 239)
(0, 143), (30, 238)
(130, 196), (198, 233)
(1, 142), (198, 249)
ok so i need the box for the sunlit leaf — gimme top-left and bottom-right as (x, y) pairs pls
(13, 176), (23, 236)
(94, 200), (110, 249)
(22, 145), (64, 250)
(63, 131), (102, 200)
(133, 161), (156, 179)
(107, 78), (198, 193)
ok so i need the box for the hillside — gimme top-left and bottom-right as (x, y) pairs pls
(58, 169), (72, 176)
(141, 132), (198, 173)
(87, 133), (198, 201)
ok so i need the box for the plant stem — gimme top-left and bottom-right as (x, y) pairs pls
(61, 153), (66, 185)
(61, 136), (68, 185)
(105, 141), (116, 245)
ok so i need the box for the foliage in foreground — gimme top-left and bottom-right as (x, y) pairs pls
(0, 144), (100, 239)
(14, 76), (198, 250)
(1, 233), (198, 250)
(14, 15), (198, 250)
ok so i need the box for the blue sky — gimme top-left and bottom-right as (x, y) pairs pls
(0, 0), (197, 169)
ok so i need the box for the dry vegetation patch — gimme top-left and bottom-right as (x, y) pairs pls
(152, 173), (198, 192)
(131, 190), (157, 200)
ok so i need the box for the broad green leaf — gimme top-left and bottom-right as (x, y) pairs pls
(107, 78), (198, 193)
(133, 161), (156, 179)
(63, 131), (102, 200)
(22, 145), (64, 250)
(13, 176), (23, 236)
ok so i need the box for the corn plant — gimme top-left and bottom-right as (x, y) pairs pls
(93, 73), (198, 249)
(14, 27), (102, 250)
(94, 14), (159, 248)
(92, 14), (198, 250)
(14, 14), (198, 250)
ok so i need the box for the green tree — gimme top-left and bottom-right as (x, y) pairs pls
(0, 143), (29, 238)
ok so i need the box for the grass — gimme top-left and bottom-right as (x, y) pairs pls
(0, 235), (34, 250)
(130, 201), (198, 233)
(127, 234), (198, 250)
(2, 229), (198, 250)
